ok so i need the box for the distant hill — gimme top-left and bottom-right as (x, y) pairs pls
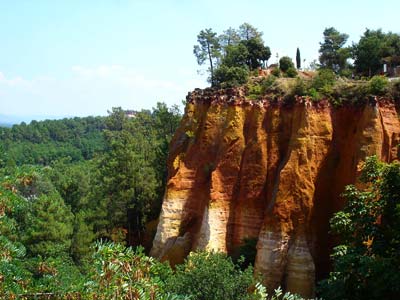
(0, 116), (107, 165)
(0, 114), (75, 126)
(0, 122), (12, 128)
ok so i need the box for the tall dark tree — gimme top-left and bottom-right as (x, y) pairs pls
(296, 47), (301, 69)
(319, 27), (350, 72)
(193, 28), (221, 86)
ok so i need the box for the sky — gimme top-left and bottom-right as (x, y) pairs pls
(1, 0), (399, 122)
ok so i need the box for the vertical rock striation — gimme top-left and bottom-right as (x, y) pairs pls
(150, 87), (400, 298)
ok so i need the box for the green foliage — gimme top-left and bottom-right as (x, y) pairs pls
(353, 29), (400, 77)
(84, 241), (188, 300)
(0, 116), (106, 166)
(279, 56), (294, 72)
(319, 156), (400, 300)
(95, 104), (181, 242)
(312, 69), (336, 90)
(24, 193), (74, 258)
(245, 75), (277, 99)
(368, 75), (389, 95)
(285, 67), (298, 78)
(223, 43), (250, 68)
(194, 23), (271, 87)
(296, 48), (301, 70)
(306, 69), (336, 100)
(214, 64), (250, 88)
(308, 88), (321, 101)
(193, 28), (221, 86)
(292, 77), (307, 96)
(271, 68), (281, 77)
(166, 251), (256, 300)
(241, 37), (271, 70)
(0, 186), (30, 298)
(0, 103), (183, 298)
(319, 27), (350, 72)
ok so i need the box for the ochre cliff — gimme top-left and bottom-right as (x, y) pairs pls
(150, 87), (400, 298)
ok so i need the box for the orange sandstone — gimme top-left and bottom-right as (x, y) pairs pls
(151, 87), (400, 298)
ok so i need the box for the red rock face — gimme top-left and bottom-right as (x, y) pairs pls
(150, 88), (400, 298)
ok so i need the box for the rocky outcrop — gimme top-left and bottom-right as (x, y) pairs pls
(150, 87), (400, 298)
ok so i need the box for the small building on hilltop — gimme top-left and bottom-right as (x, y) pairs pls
(124, 110), (138, 118)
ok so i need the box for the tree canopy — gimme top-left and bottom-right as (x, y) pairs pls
(352, 29), (400, 76)
(194, 23), (271, 87)
(319, 156), (400, 300)
(319, 27), (350, 73)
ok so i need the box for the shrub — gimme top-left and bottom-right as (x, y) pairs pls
(271, 68), (281, 77)
(214, 65), (250, 88)
(308, 88), (321, 101)
(86, 241), (186, 300)
(279, 56), (294, 72)
(246, 75), (279, 99)
(293, 77), (307, 96)
(339, 68), (353, 78)
(166, 251), (256, 300)
(368, 75), (389, 95)
(247, 82), (263, 99)
(318, 157), (400, 300)
(285, 67), (298, 78)
(312, 69), (336, 90)
(260, 75), (277, 93)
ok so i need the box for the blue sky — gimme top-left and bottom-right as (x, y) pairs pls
(1, 0), (399, 121)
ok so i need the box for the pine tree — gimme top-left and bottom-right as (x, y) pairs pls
(24, 192), (74, 258)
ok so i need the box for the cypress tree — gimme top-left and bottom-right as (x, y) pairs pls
(296, 47), (301, 70)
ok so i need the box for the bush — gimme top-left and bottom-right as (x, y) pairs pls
(246, 75), (279, 99)
(271, 68), (281, 77)
(308, 88), (321, 101)
(318, 157), (400, 300)
(285, 67), (298, 78)
(166, 251), (256, 300)
(260, 75), (277, 93)
(86, 241), (186, 300)
(312, 69), (336, 90)
(368, 75), (389, 95)
(279, 56), (294, 72)
(214, 65), (250, 88)
(293, 77), (307, 96)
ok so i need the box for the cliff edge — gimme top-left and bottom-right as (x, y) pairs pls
(150, 85), (400, 298)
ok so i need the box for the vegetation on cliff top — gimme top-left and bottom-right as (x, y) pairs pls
(194, 24), (400, 106)
(244, 71), (400, 106)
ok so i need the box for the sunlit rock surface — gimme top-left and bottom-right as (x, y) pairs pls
(151, 87), (400, 298)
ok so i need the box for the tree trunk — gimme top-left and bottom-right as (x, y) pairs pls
(207, 42), (214, 86)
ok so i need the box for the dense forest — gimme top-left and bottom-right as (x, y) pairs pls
(0, 103), (187, 298)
